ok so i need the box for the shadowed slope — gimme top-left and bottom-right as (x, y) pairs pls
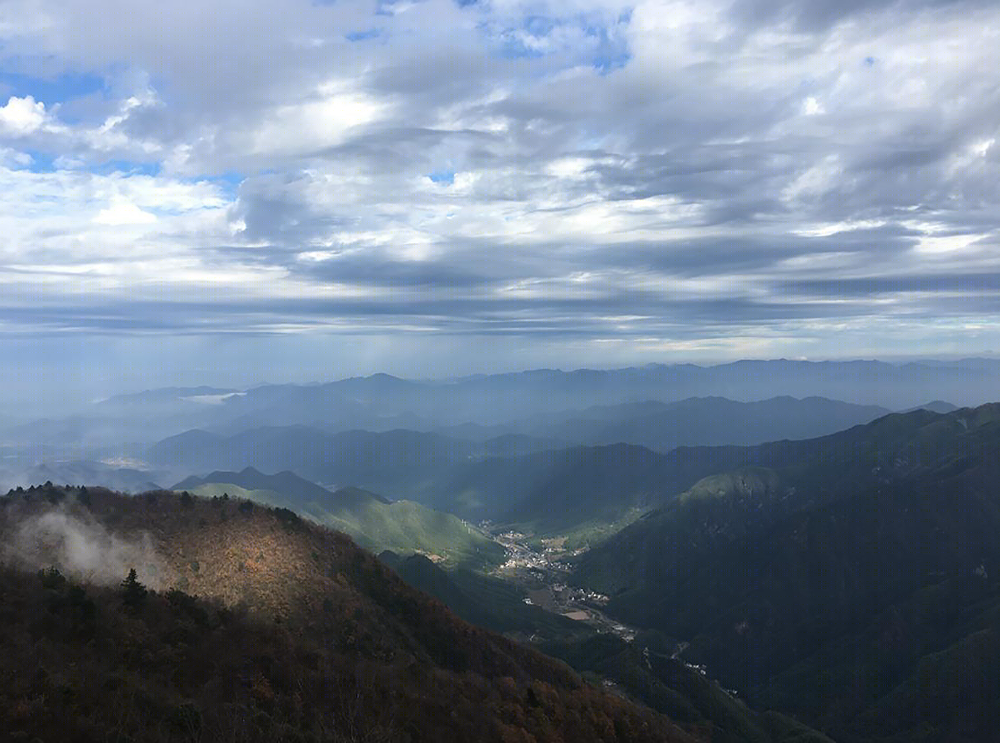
(573, 404), (1000, 740)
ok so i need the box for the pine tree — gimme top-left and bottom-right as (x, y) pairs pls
(121, 568), (148, 608)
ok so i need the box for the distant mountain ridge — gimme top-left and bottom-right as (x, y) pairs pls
(901, 400), (957, 414)
(9, 359), (998, 455)
(173, 466), (390, 505)
(202, 359), (1000, 425)
(526, 395), (891, 451)
(1, 460), (164, 494)
(97, 386), (239, 407)
(146, 396), (901, 542)
(149, 426), (475, 476)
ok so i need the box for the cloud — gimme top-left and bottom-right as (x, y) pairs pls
(4, 505), (166, 589)
(0, 95), (48, 135)
(728, 0), (990, 31)
(93, 198), (157, 226)
(0, 0), (998, 380)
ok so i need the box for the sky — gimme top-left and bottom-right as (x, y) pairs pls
(1, 0), (999, 402)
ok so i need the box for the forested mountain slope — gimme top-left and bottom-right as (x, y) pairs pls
(573, 405), (1000, 741)
(0, 486), (698, 743)
(379, 552), (833, 743)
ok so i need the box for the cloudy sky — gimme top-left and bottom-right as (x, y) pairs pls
(1, 0), (999, 400)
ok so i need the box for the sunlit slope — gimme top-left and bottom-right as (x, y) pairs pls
(0, 487), (697, 743)
(175, 469), (505, 569)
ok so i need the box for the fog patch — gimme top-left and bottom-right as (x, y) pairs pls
(4, 508), (166, 589)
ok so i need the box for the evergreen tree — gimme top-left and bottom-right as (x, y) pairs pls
(121, 568), (148, 608)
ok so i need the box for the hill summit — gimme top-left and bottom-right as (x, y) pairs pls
(0, 485), (699, 743)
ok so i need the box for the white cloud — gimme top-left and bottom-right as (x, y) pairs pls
(802, 96), (823, 116)
(93, 199), (157, 225)
(0, 0), (998, 366)
(246, 81), (387, 158)
(0, 95), (48, 135)
(0, 146), (33, 167)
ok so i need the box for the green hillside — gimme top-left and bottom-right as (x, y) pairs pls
(373, 443), (685, 544)
(179, 475), (505, 570)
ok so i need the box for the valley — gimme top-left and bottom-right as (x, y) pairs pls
(488, 527), (636, 642)
(3, 370), (1000, 742)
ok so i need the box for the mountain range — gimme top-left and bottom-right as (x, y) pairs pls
(142, 395), (906, 543)
(5, 389), (1000, 740)
(538, 396), (891, 450)
(8, 359), (996, 455)
(440, 395), (893, 452)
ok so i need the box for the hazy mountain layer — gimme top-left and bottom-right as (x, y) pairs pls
(1, 460), (164, 494)
(148, 427), (474, 478)
(6, 359), (992, 454)
(361, 443), (682, 539)
(140, 396), (932, 546)
(439, 395), (892, 452)
(549, 396), (891, 451)
(207, 360), (992, 424)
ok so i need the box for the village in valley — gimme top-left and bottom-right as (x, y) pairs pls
(488, 527), (636, 642)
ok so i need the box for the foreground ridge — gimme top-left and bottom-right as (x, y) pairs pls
(0, 485), (696, 743)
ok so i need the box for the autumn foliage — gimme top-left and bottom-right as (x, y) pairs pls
(0, 487), (698, 743)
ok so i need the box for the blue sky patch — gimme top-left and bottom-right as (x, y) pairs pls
(0, 69), (105, 107)
(428, 170), (455, 185)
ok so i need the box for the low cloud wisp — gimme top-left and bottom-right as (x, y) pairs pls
(4, 507), (166, 589)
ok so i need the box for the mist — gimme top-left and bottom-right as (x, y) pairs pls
(2, 505), (166, 590)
